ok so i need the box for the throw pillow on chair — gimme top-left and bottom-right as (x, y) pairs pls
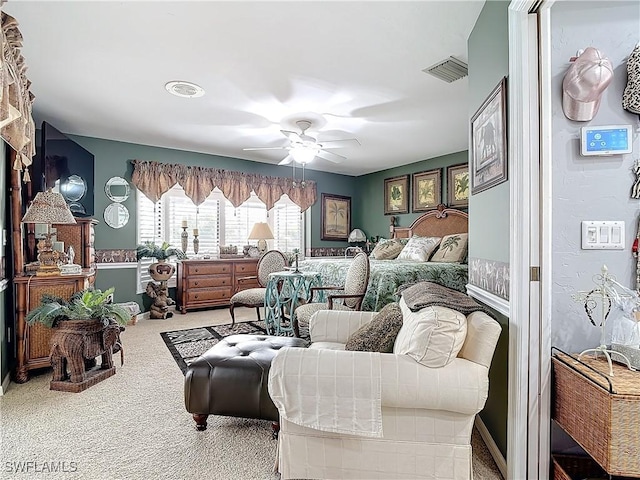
(344, 302), (403, 353)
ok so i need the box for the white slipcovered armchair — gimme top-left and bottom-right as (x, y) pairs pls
(268, 304), (501, 480)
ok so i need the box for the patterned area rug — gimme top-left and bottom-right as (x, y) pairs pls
(160, 320), (267, 374)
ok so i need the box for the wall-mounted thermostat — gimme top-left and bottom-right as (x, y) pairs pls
(581, 220), (625, 250)
(580, 124), (632, 156)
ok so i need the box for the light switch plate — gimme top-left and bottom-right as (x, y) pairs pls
(581, 221), (625, 250)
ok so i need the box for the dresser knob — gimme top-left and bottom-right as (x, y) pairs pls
(194, 295), (198, 299)
(194, 281), (198, 286)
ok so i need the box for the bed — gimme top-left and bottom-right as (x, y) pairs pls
(297, 206), (469, 312)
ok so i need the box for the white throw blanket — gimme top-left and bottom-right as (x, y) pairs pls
(268, 347), (383, 438)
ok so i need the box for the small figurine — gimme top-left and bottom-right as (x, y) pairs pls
(67, 246), (75, 265)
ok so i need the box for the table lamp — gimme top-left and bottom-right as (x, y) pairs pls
(348, 228), (368, 255)
(348, 228), (367, 243)
(248, 222), (274, 253)
(22, 189), (77, 276)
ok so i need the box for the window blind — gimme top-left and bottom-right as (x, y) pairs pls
(136, 187), (304, 293)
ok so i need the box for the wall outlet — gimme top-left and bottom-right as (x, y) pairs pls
(581, 221), (625, 250)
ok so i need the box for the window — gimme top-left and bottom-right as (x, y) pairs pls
(137, 187), (304, 293)
(224, 195), (267, 247)
(271, 195), (303, 252)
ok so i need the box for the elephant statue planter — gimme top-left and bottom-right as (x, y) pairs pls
(49, 318), (124, 392)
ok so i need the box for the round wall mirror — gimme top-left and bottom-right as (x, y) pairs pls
(104, 203), (130, 229)
(60, 174), (87, 202)
(105, 176), (130, 203)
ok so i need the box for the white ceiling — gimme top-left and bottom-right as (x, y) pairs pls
(4, 1), (484, 176)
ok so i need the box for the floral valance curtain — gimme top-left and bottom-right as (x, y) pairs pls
(0, 5), (36, 181)
(131, 160), (317, 212)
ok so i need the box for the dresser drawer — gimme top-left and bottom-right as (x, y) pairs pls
(186, 288), (232, 303)
(186, 275), (231, 289)
(185, 263), (231, 276)
(235, 262), (257, 275)
(237, 277), (260, 290)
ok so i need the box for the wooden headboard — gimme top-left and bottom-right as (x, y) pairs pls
(391, 205), (468, 239)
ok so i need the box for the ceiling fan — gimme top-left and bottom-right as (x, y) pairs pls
(243, 120), (360, 165)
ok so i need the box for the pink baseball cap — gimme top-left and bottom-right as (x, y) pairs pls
(562, 47), (614, 121)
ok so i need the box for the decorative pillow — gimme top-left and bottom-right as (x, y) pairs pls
(430, 233), (469, 263)
(396, 236), (442, 262)
(345, 303), (403, 353)
(393, 297), (467, 367)
(370, 238), (405, 260)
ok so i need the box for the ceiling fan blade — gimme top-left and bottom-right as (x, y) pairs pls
(278, 155), (293, 165)
(318, 138), (361, 149)
(281, 130), (303, 143)
(243, 146), (288, 151)
(317, 149), (346, 164)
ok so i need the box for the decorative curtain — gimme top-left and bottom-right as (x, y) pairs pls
(131, 160), (317, 212)
(0, 5), (36, 181)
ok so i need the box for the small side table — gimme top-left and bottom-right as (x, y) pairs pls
(264, 270), (322, 335)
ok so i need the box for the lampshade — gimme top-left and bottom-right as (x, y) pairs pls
(348, 228), (367, 243)
(22, 190), (76, 277)
(22, 190), (77, 225)
(248, 222), (274, 240)
(248, 222), (274, 253)
(290, 145), (318, 164)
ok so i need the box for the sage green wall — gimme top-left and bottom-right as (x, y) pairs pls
(468, 0), (510, 264)
(67, 135), (357, 304)
(468, 0), (510, 459)
(354, 151), (468, 239)
(0, 139), (9, 384)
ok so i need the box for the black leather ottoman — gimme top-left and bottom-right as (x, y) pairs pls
(184, 334), (307, 431)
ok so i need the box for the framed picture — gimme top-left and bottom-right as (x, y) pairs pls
(447, 163), (469, 208)
(471, 77), (508, 194)
(321, 193), (351, 241)
(384, 175), (409, 215)
(412, 169), (441, 212)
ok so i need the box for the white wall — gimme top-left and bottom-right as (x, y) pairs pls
(551, 0), (640, 353)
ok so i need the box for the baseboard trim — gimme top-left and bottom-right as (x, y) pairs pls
(475, 415), (507, 479)
(0, 372), (11, 396)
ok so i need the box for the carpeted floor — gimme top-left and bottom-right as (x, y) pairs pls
(0, 307), (503, 480)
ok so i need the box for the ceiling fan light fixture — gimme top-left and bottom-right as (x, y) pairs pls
(164, 81), (205, 98)
(290, 145), (318, 164)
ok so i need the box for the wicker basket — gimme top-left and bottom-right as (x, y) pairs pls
(553, 353), (640, 477)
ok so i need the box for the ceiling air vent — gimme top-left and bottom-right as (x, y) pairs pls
(165, 81), (205, 98)
(422, 56), (468, 83)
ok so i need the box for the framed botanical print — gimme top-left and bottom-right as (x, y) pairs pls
(384, 175), (409, 215)
(447, 163), (469, 208)
(412, 169), (441, 212)
(321, 193), (351, 241)
(471, 76), (508, 194)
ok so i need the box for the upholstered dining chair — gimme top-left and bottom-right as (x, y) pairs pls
(292, 251), (370, 339)
(229, 250), (287, 326)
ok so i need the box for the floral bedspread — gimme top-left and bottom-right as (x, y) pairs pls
(296, 258), (468, 312)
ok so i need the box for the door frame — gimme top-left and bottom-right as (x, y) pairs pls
(507, 1), (554, 478)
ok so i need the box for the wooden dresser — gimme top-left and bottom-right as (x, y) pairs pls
(14, 270), (95, 383)
(53, 217), (98, 270)
(176, 258), (260, 314)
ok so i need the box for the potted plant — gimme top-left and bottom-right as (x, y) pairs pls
(26, 287), (131, 328)
(136, 241), (187, 282)
(25, 287), (131, 389)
